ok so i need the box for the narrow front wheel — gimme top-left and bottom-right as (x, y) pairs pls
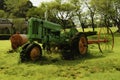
(25, 43), (42, 61)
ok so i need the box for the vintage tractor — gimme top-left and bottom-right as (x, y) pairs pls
(20, 17), (114, 62)
(20, 17), (89, 61)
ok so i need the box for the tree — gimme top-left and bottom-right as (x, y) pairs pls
(110, 0), (120, 32)
(70, 0), (86, 31)
(26, 7), (45, 19)
(90, 0), (120, 32)
(38, 0), (75, 29)
(85, 0), (96, 31)
(16, 0), (33, 17)
(91, 0), (113, 27)
(0, 0), (5, 10)
(4, 0), (33, 18)
(56, 2), (75, 28)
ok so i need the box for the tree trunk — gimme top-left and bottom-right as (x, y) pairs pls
(85, 2), (95, 32)
(81, 22), (85, 32)
(91, 14), (95, 31)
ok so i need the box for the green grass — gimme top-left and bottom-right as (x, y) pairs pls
(0, 27), (120, 80)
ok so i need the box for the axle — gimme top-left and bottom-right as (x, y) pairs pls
(88, 39), (109, 44)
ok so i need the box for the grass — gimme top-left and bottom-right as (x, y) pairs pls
(0, 27), (120, 80)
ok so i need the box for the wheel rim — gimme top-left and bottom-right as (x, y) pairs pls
(98, 27), (114, 53)
(78, 36), (88, 55)
(30, 47), (41, 61)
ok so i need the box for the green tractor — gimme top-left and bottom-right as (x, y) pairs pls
(20, 17), (88, 61)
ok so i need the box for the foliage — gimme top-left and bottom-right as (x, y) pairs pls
(26, 7), (45, 19)
(70, 0), (86, 31)
(0, 0), (5, 10)
(0, 10), (6, 18)
(4, 0), (33, 18)
(90, 0), (120, 31)
(1, 0), (120, 32)
(38, 0), (76, 28)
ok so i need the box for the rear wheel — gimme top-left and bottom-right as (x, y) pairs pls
(78, 34), (88, 55)
(71, 33), (88, 57)
(25, 43), (42, 61)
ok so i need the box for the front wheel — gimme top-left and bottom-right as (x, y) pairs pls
(25, 43), (42, 61)
(20, 42), (30, 62)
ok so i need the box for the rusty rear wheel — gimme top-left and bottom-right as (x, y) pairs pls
(78, 34), (88, 55)
(71, 33), (88, 57)
(25, 43), (42, 61)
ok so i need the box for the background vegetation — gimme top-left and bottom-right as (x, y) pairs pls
(0, 0), (120, 32)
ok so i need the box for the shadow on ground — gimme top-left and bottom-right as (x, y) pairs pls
(19, 52), (105, 66)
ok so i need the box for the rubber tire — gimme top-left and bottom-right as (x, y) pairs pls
(71, 33), (88, 57)
(25, 43), (42, 61)
(20, 42), (30, 62)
